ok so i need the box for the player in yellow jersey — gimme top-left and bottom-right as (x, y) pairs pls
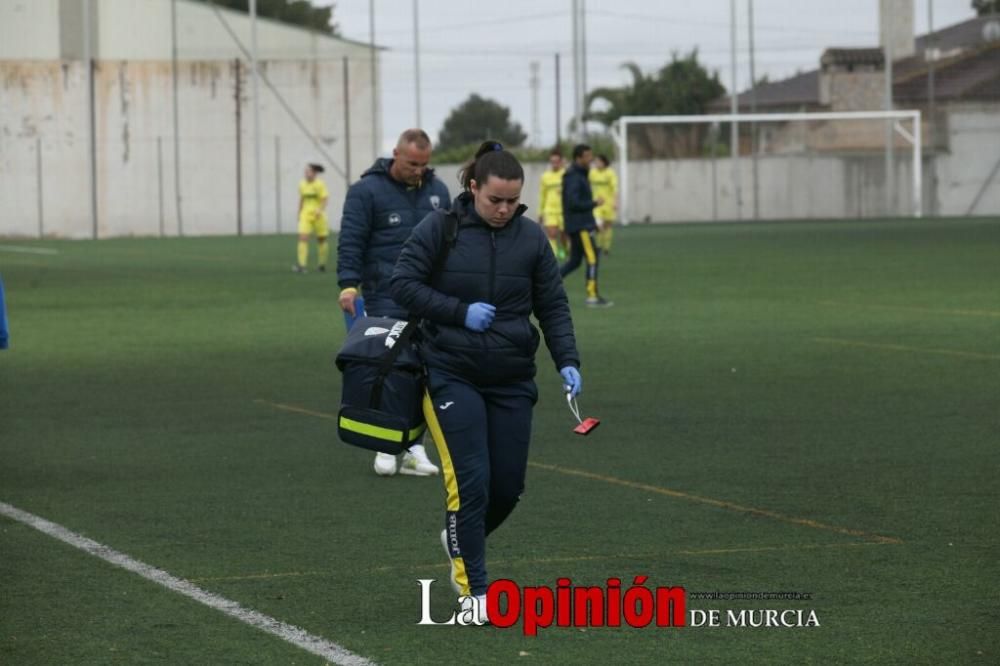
(589, 154), (618, 255)
(537, 149), (567, 260)
(293, 163), (330, 273)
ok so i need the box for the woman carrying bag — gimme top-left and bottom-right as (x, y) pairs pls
(391, 141), (583, 621)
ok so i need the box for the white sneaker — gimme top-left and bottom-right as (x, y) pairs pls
(373, 452), (398, 476)
(440, 529), (462, 595)
(399, 444), (439, 476)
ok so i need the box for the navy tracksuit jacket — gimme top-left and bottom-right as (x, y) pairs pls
(336, 158), (451, 319)
(391, 192), (579, 596)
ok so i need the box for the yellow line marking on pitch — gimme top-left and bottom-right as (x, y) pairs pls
(376, 540), (898, 573)
(257, 399), (903, 545)
(195, 541), (899, 583)
(255, 399), (338, 421)
(528, 462), (902, 544)
(813, 337), (1000, 362)
(818, 300), (1000, 319)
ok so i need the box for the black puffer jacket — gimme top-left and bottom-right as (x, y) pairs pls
(390, 192), (579, 385)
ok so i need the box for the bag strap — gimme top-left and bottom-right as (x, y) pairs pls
(431, 210), (460, 278)
(368, 210), (459, 409)
(369, 320), (420, 408)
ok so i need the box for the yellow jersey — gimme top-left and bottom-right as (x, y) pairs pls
(299, 178), (329, 216)
(539, 168), (565, 218)
(589, 167), (617, 221)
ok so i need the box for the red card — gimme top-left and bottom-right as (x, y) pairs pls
(573, 417), (601, 436)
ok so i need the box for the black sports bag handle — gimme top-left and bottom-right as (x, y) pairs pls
(369, 320), (420, 409)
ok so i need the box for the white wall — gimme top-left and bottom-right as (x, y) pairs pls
(0, 56), (378, 238)
(0, 0), (61, 59)
(0, 0), (374, 61)
(97, 0), (372, 61)
(934, 105), (1000, 216)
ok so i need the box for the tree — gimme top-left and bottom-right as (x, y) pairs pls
(972, 0), (1000, 15)
(437, 95), (527, 153)
(584, 50), (724, 127)
(202, 0), (338, 35)
(584, 51), (725, 158)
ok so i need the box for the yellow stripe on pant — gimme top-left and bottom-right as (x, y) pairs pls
(580, 230), (599, 298)
(422, 392), (471, 596)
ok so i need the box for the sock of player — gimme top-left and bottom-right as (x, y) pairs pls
(317, 239), (329, 267)
(297, 240), (308, 268)
(603, 225), (614, 252)
(586, 279), (598, 298)
(548, 237), (560, 257)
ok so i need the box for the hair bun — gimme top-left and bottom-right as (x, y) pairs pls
(475, 140), (503, 158)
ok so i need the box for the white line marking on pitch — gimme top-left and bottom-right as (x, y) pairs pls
(0, 501), (377, 666)
(0, 244), (60, 255)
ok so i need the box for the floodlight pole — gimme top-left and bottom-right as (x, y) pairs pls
(580, 0), (588, 139)
(171, 0), (183, 236)
(927, 0), (936, 216)
(370, 0), (378, 159)
(883, 35), (894, 217)
(571, 0), (580, 139)
(729, 0), (742, 220)
(83, 0), (98, 239)
(748, 0), (759, 220)
(413, 0), (422, 127)
(555, 52), (562, 146)
(250, 0), (263, 234)
(913, 112), (922, 218)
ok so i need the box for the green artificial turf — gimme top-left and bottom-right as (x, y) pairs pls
(1, 217), (998, 664)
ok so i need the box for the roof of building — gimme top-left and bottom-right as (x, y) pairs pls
(711, 15), (1000, 111)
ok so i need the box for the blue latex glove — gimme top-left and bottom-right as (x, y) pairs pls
(560, 366), (582, 397)
(464, 303), (496, 332)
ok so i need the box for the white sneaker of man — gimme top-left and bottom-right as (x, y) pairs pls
(398, 444), (439, 476)
(372, 452), (398, 476)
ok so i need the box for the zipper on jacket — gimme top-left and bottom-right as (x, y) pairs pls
(489, 231), (497, 303)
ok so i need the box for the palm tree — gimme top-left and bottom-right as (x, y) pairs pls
(584, 52), (725, 158)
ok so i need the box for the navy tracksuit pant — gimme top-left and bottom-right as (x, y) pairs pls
(559, 228), (600, 299)
(423, 367), (536, 597)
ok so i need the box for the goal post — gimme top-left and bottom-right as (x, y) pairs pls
(613, 110), (922, 225)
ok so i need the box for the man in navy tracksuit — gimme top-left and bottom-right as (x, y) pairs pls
(561, 143), (613, 307)
(337, 128), (451, 477)
(392, 142), (582, 620)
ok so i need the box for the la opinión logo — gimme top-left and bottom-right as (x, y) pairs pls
(417, 576), (686, 635)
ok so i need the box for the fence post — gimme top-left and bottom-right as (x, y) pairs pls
(157, 136), (165, 237)
(275, 135), (282, 234)
(343, 56), (352, 186)
(36, 137), (44, 238)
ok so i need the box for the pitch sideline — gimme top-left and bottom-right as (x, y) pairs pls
(0, 501), (377, 666)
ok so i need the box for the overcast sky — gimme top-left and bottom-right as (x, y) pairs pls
(325, 0), (976, 151)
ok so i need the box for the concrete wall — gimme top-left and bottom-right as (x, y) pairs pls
(622, 153), (929, 222)
(435, 156), (927, 224)
(934, 105), (1000, 216)
(0, 57), (378, 238)
(1, 0), (375, 61)
(0, 0), (61, 60)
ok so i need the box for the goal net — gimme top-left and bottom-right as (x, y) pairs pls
(615, 111), (923, 224)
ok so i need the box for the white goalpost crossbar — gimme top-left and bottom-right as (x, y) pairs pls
(613, 110), (922, 224)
